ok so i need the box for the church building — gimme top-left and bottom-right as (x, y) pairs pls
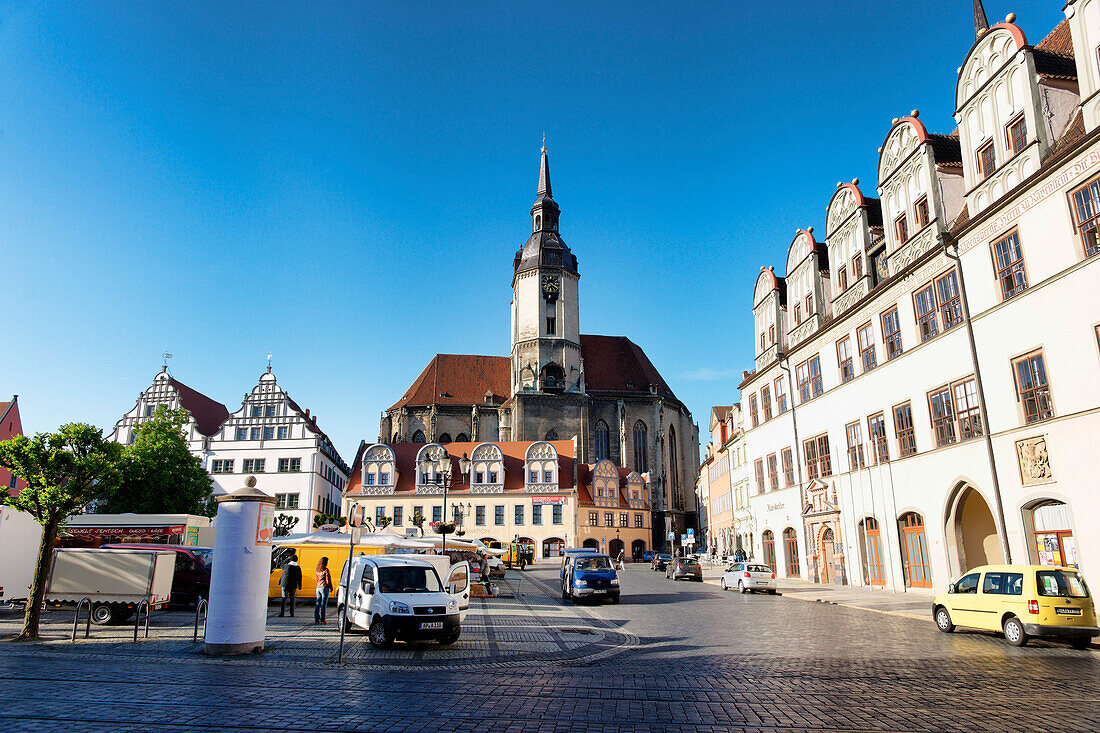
(379, 147), (700, 546)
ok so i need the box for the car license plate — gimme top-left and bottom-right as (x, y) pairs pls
(593, 589), (607, 594)
(1055, 607), (1082, 615)
(419, 621), (444, 630)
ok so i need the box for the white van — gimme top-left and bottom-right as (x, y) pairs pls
(337, 555), (470, 648)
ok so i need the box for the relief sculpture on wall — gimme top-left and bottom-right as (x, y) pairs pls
(1016, 436), (1052, 485)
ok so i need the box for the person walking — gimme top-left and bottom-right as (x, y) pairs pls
(479, 552), (490, 583)
(278, 552), (302, 617)
(314, 556), (333, 624)
(616, 549), (626, 571)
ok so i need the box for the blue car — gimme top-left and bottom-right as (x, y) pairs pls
(642, 551), (655, 563)
(561, 553), (620, 604)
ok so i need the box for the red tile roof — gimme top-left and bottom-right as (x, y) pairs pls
(167, 378), (230, 437)
(1035, 19), (1074, 56)
(389, 355), (510, 411)
(580, 335), (678, 402)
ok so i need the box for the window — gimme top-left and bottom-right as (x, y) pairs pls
(867, 413), (888, 464)
(494, 506), (505, 526)
(914, 285), (938, 341)
(754, 459), (765, 494)
(768, 325), (775, 343)
(633, 421), (648, 473)
(804, 294), (813, 315)
(928, 386), (956, 446)
(857, 323), (876, 372)
(992, 230), (1027, 299)
(542, 469), (553, 483)
(845, 422), (865, 470)
(1013, 350), (1054, 423)
(532, 505), (542, 525)
(808, 356), (823, 398)
(759, 332), (766, 350)
(914, 196), (930, 229)
(529, 469), (538, 483)
(263, 426), (274, 440)
(936, 271), (962, 330)
(601, 512), (611, 527)
(955, 572), (980, 594)
(235, 427), (247, 441)
(748, 394), (759, 427)
(1070, 174), (1100, 257)
(594, 420), (610, 461)
(248, 427), (260, 441)
(635, 513), (644, 528)
(803, 434), (831, 479)
(837, 265), (848, 292)
(242, 458), (265, 473)
(852, 254), (863, 280)
(278, 458), (301, 473)
(766, 453), (778, 491)
(783, 528), (800, 577)
(619, 513), (628, 527)
(546, 315), (556, 336)
(515, 506), (524, 525)
(375, 507), (386, 525)
(794, 303), (802, 324)
(277, 425), (289, 439)
(837, 338), (854, 383)
(881, 307), (903, 360)
(265, 405), (276, 417)
(475, 506), (486, 526)
(774, 377), (788, 414)
(1007, 115), (1027, 155)
(953, 378), (982, 439)
(211, 459), (234, 474)
(393, 507), (403, 526)
(144, 405), (154, 417)
(7, 474), (15, 490)
(432, 506), (442, 523)
(379, 471), (389, 486)
(251, 406), (263, 418)
(977, 140), (996, 180)
(781, 448), (794, 486)
(895, 213), (909, 243)
(275, 493), (299, 510)
(893, 402), (916, 457)
(552, 505), (563, 524)
(761, 384), (772, 421)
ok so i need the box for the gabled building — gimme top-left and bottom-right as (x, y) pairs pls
(1, 396), (25, 495)
(108, 367), (230, 453)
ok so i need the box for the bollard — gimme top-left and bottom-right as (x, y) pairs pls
(204, 476), (276, 655)
(193, 597), (209, 643)
(71, 597), (92, 642)
(133, 598), (151, 641)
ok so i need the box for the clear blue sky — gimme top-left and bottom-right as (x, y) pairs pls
(2, 1), (1065, 459)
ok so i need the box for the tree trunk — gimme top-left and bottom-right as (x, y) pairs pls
(19, 518), (59, 641)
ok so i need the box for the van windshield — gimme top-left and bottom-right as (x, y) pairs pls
(1036, 570), (1089, 598)
(377, 566), (443, 594)
(574, 556), (612, 572)
(192, 549), (213, 569)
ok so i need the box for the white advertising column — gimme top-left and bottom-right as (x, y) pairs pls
(204, 477), (276, 655)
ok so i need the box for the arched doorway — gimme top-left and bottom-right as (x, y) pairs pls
(631, 539), (646, 560)
(582, 538), (599, 550)
(820, 527), (836, 584)
(609, 538), (624, 559)
(858, 518), (885, 586)
(762, 530), (776, 571)
(948, 485), (1003, 574)
(899, 512), (932, 588)
(783, 528), (800, 578)
(1027, 500), (1077, 567)
(542, 537), (564, 558)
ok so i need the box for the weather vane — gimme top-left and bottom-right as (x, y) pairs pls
(267, 352), (273, 370)
(162, 351), (173, 367)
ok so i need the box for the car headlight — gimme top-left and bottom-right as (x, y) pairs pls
(573, 579), (587, 587)
(390, 601), (410, 614)
(447, 598), (458, 611)
(610, 578), (620, 585)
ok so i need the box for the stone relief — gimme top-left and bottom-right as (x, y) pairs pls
(1016, 436), (1052, 485)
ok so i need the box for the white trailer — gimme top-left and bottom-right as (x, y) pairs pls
(0, 507), (43, 604)
(45, 548), (175, 625)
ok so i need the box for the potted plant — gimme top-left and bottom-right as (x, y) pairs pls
(429, 520), (456, 535)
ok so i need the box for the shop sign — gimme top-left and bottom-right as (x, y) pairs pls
(62, 525), (184, 538)
(532, 496), (567, 505)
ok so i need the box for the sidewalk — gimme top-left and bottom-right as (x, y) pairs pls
(700, 563), (933, 621)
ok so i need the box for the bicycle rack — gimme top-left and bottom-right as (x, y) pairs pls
(70, 597), (92, 642)
(193, 597), (208, 643)
(133, 597), (151, 642)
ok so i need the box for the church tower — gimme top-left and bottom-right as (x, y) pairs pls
(510, 145), (583, 397)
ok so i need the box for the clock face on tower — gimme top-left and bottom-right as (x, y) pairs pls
(541, 274), (560, 301)
(873, 250), (889, 283)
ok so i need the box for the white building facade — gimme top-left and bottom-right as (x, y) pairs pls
(738, 11), (1100, 593)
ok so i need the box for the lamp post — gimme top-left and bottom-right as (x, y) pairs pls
(420, 450), (470, 555)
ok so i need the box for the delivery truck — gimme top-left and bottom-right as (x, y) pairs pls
(0, 507), (43, 605)
(45, 548), (175, 625)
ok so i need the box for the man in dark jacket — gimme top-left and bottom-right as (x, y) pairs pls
(278, 553), (302, 617)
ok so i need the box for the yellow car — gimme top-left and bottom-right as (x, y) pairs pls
(933, 564), (1098, 648)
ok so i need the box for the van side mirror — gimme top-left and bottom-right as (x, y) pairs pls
(948, 583), (957, 594)
(362, 581), (374, 595)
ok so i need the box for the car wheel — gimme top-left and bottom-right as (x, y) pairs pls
(437, 630), (460, 645)
(610, 596), (620, 604)
(1003, 616), (1029, 647)
(766, 588), (776, 594)
(738, 581), (747, 594)
(934, 606), (954, 633)
(338, 606), (354, 633)
(721, 578), (728, 591)
(368, 617), (393, 648)
(90, 603), (115, 626)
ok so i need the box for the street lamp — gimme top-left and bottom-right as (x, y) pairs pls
(420, 450), (470, 555)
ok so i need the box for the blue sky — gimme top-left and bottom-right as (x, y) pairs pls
(1, 1), (1065, 459)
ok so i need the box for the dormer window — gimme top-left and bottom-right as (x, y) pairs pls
(977, 141), (996, 180)
(895, 213), (909, 243)
(1006, 115), (1027, 156)
(914, 197), (930, 229)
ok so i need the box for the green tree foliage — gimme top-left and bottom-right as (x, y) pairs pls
(102, 407), (215, 517)
(0, 424), (122, 640)
(312, 513), (346, 529)
(273, 513), (299, 537)
(377, 515), (392, 529)
(411, 511), (425, 536)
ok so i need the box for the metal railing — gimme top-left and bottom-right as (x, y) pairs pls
(133, 597), (151, 641)
(70, 597), (92, 642)
(193, 597), (208, 643)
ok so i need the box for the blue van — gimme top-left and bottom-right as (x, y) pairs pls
(558, 547), (599, 582)
(561, 553), (620, 604)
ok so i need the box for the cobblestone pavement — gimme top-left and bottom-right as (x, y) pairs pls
(2, 564), (1098, 732)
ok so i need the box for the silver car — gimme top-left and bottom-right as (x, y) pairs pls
(720, 562), (776, 594)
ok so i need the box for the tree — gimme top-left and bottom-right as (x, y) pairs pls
(312, 513), (346, 529)
(411, 511), (425, 537)
(377, 516), (392, 529)
(273, 514), (299, 537)
(0, 424), (122, 640)
(101, 407), (215, 516)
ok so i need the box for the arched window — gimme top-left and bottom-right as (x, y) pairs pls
(594, 420), (610, 462)
(783, 528), (799, 577)
(411, 430), (426, 444)
(545, 429), (558, 441)
(633, 421), (648, 473)
(540, 363), (565, 393)
(535, 214), (541, 230)
(899, 512), (931, 588)
(438, 433), (452, 444)
(455, 433), (469, 443)
(1029, 500), (1076, 567)
(668, 426), (680, 507)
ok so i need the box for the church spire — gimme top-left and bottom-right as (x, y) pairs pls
(531, 142), (559, 233)
(538, 140), (552, 198)
(973, 0), (989, 38)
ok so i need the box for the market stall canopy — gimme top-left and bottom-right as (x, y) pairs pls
(273, 530), (431, 549)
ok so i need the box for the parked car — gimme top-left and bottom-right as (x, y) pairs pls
(666, 558), (703, 581)
(561, 553), (620, 604)
(642, 551), (655, 563)
(720, 563), (776, 594)
(933, 564), (1098, 648)
(558, 548), (599, 582)
(101, 543), (212, 607)
(650, 553), (673, 571)
(337, 555), (470, 648)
